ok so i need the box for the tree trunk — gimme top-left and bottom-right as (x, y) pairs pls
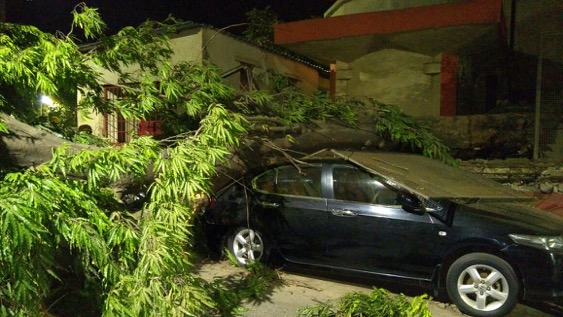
(1, 113), (93, 169)
(1, 113), (386, 191)
(213, 118), (386, 190)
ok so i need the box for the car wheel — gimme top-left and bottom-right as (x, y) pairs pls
(446, 253), (519, 317)
(227, 227), (268, 266)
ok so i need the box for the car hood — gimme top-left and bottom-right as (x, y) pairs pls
(457, 201), (563, 235)
(306, 149), (531, 201)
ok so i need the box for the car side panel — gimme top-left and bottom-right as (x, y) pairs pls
(255, 194), (329, 264)
(325, 200), (445, 280)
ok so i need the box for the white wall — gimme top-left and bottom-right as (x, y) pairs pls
(169, 28), (205, 65)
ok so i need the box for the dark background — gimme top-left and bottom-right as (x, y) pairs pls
(6, 0), (333, 34)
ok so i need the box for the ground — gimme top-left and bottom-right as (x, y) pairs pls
(195, 260), (555, 317)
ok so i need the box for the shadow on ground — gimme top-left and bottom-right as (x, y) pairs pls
(193, 256), (289, 316)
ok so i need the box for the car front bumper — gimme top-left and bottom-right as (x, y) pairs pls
(504, 245), (563, 303)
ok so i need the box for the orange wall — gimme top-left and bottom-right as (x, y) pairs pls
(275, 0), (502, 44)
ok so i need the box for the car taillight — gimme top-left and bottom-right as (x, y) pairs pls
(206, 195), (217, 210)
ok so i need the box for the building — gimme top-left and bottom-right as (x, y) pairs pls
(274, 0), (561, 116)
(274, 0), (562, 158)
(78, 23), (327, 143)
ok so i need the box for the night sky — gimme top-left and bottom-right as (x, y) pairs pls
(6, 0), (333, 35)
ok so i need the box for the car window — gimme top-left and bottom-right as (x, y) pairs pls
(333, 166), (399, 205)
(253, 165), (322, 198)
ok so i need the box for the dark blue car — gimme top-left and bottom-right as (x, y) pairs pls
(204, 150), (563, 317)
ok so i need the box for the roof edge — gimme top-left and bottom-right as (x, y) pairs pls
(275, 0), (502, 45)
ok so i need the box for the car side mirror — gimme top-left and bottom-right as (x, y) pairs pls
(397, 193), (425, 215)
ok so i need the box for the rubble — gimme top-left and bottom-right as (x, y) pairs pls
(461, 159), (563, 217)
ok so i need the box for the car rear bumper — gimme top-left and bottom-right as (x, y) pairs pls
(504, 246), (563, 302)
(203, 220), (236, 258)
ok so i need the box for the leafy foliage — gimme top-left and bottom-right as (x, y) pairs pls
(0, 4), (246, 316)
(372, 101), (457, 165)
(2, 114), (246, 316)
(0, 4), (102, 127)
(298, 288), (432, 317)
(73, 130), (111, 147)
(242, 7), (278, 46)
(236, 85), (358, 127)
(0, 166), (120, 316)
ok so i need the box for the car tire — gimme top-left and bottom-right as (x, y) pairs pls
(227, 227), (269, 266)
(446, 253), (519, 317)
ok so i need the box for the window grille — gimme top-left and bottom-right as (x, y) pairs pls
(102, 85), (163, 143)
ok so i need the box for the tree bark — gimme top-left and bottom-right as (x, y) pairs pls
(0, 113), (95, 169)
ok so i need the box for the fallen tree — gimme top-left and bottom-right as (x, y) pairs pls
(1, 104), (448, 192)
(0, 5), (452, 316)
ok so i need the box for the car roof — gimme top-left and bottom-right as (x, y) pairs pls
(304, 149), (530, 201)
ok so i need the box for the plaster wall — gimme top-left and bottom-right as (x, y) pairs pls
(77, 90), (105, 136)
(503, 0), (562, 64)
(326, 0), (457, 17)
(169, 29), (205, 65)
(422, 113), (535, 159)
(202, 29), (319, 93)
(340, 49), (440, 117)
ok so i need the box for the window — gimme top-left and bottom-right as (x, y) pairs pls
(240, 64), (251, 91)
(103, 86), (133, 143)
(253, 165), (321, 198)
(138, 116), (163, 137)
(102, 85), (163, 143)
(333, 167), (399, 205)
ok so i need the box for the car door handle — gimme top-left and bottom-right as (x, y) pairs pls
(331, 209), (357, 217)
(259, 201), (280, 208)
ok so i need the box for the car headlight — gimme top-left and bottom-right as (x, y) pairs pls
(509, 234), (563, 251)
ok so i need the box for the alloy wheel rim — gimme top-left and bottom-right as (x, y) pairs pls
(456, 264), (509, 311)
(232, 229), (264, 265)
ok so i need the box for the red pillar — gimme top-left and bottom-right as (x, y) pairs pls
(440, 54), (458, 116)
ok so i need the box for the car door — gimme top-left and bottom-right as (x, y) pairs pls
(251, 164), (328, 265)
(325, 164), (445, 280)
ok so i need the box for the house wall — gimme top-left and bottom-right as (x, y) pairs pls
(201, 29), (319, 93)
(78, 27), (321, 138)
(335, 49), (442, 117)
(169, 28), (205, 65)
(77, 91), (104, 137)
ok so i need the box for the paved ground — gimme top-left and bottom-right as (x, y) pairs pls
(196, 260), (555, 317)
